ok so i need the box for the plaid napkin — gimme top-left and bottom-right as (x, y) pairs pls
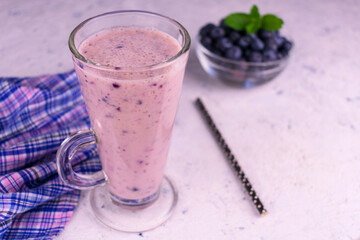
(0, 70), (101, 240)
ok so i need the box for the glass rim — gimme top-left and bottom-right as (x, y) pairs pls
(68, 10), (191, 71)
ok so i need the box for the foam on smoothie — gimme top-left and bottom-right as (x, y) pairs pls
(79, 27), (180, 68)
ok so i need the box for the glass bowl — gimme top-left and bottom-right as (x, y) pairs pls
(196, 36), (291, 88)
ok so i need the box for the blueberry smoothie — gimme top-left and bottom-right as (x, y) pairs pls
(74, 27), (186, 202)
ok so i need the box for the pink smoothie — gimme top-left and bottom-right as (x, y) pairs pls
(74, 27), (186, 201)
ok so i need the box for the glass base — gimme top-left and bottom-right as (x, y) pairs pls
(89, 176), (178, 232)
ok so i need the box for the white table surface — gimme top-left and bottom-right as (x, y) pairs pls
(1, 0), (360, 239)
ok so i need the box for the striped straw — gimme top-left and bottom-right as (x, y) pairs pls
(195, 98), (267, 216)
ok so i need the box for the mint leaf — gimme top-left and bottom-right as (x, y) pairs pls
(224, 13), (250, 31)
(246, 5), (261, 34)
(261, 14), (284, 31)
(249, 5), (260, 19)
(246, 18), (261, 34)
(224, 6), (284, 33)
(245, 22), (257, 34)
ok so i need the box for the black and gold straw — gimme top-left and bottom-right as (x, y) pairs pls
(195, 98), (267, 216)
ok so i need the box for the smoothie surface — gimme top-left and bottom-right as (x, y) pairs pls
(79, 27), (181, 68)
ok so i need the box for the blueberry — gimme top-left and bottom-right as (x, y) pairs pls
(212, 49), (223, 57)
(219, 18), (228, 28)
(225, 46), (242, 60)
(238, 30), (247, 36)
(258, 29), (275, 40)
(219, 19), (232, 34)
(210, 27), (225, 39)
(263, 49), (277, 62)
(200, 36), (212, 50)
(279, 48), (289, 57)
(238, 35), (251, 48)
(277, 52), (284, 60)
(215, 37), (233, 52)
(228, 31), (241, 43)
(264, 38), (278, 51)
(243, 49), (252, 59)
(248, 51), (263, 62)
(278, 40), (293, 57)
(273, 36), (285, 47)
(250, 36), (264, 51)
(200, 23), (215, 37)
(281, 39), (293, 52)
(277, 48), (287, 57)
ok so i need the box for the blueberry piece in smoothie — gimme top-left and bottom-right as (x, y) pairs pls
(78, 61), (84, 69)
(137, 100), (143, 105)
(102, 97), (108, 103)
(112, 83), (120, 88)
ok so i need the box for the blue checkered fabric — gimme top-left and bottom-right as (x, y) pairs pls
(0, 70), (101, 239)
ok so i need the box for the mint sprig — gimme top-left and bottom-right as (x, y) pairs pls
(249, 5), (260, 19)
(261, 14), (284, 31)
(245, 5), (261, 34)
(224, 5), (284, 34)
(224, 13), (250, 31)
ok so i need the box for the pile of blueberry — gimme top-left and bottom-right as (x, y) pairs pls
(199, 20), (293, 63)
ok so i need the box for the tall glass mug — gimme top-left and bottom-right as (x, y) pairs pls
(56, 10), (190, 232)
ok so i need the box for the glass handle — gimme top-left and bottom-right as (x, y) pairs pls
(56, 129), (106, 189)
